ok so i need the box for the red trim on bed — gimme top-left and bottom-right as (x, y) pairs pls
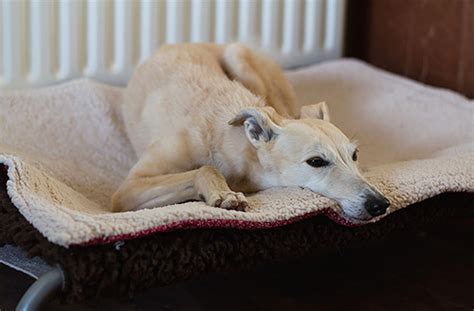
(0, 163), (359, 247)
(77, 208), (358, 246)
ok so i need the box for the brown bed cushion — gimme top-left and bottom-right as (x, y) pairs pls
(1, 168), (472, 302)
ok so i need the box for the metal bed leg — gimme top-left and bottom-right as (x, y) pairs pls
(16, 269), (64, 311)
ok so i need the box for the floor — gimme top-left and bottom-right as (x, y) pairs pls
(1, 218), (472, 311)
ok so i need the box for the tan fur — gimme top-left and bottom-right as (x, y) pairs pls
(112, 43), (389, 220)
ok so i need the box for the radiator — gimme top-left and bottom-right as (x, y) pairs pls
(0, 0), (346, 88)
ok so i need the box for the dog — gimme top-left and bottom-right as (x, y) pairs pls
(112, 43), (390, 220)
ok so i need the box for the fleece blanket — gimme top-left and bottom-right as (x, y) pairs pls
(0, 59), (472, 248)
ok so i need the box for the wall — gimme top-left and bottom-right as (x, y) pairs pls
(346, 0), (473, 98)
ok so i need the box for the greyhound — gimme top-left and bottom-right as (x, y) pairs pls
(112, 43), (389, 220)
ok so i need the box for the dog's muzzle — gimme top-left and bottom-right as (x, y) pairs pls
(364, 194), (390, 217)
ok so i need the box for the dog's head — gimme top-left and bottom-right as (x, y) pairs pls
(229, 102), (390, 220)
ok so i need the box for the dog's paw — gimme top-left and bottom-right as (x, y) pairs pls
(205, 191), (248, 211)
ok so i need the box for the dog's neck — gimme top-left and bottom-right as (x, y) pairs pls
(220, 127), (281, 193)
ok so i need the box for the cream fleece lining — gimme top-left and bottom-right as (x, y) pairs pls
(0, 59), (472, 247)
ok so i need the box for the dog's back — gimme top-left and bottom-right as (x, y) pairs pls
(122, 43), (297, 159)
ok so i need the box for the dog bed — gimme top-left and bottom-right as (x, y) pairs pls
(0, 59), (473, 301)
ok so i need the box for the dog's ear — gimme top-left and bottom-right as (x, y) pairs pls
(228, 107), (281, 147)
(300, 102), (330, 122)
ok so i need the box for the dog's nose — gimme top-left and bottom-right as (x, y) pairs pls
(364, 195), (390, 217)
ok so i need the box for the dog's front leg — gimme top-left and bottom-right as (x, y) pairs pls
(193, 165), (248, 211)
(112, 165), (248, 212)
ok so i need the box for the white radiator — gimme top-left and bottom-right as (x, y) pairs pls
(0, 0), (346, 88)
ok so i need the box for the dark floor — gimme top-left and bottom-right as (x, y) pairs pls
(1, 218), (473, 311)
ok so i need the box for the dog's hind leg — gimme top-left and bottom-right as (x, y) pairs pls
(221, 43), (298, 117)
(221, 44), (267, 97)
(111, 165), (248, 212)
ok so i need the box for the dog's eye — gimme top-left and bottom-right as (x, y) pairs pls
(352, 149), (358, 161)
(306, 157), (329, 168)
